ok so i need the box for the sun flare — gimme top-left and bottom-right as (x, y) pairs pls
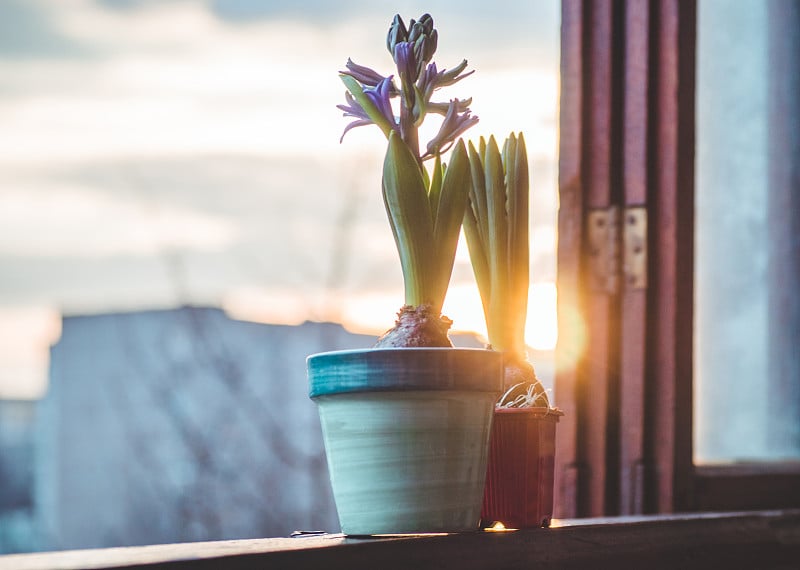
(443, 282), (557, 351)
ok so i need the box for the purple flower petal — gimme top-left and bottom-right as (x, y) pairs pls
(341, 59), (399, 96)
(339, 119), (372, 143)
(364, 76), (397, 127)
(393, 42), (418, 84)
(337, 91), (369, 120)
(424, 99), (479, 157)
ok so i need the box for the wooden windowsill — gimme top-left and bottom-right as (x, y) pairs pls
(2, 510), (799, 570)
(693, 464), (800, 511)
(695, 461), (800, 477)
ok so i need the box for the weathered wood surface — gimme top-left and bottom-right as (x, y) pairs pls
(2, 511), (799, 570)
(582, 0), (619, 518)
(618, 0), (650, 517)
(555, 0), (698, 517)
(554, 0), (584, 520)
(694, 464), (800, 512)
(648, 0), (696, 514)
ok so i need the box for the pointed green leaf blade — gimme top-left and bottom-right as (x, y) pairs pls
(382, 131), (436, 306)
(467, 139), (489, 255)
(509, 133), (529, 349)
(431, 140), (471, 309)
(428, 154), (443, 223)
(484, 135), (513, 351)
(463, 197), (491, 323)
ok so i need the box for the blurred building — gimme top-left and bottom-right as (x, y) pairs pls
(0, 399), (37, 553)
(34, 307), (376, 551)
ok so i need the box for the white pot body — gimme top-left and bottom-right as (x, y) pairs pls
(307, 348), (503, 535)
(316, 390), (497, 534)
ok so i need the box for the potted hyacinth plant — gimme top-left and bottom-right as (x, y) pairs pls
(306, 14), (504, 535)
(463, 134), (563, 528)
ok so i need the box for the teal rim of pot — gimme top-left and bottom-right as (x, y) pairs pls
(307, 348), (504, 399)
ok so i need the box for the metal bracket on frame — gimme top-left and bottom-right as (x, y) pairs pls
(587, 206), (647, 293)
(587, 206), (620, 294)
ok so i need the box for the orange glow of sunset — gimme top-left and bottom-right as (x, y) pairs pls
(442, 282), (558, 351)
(223, 281), (559, 352)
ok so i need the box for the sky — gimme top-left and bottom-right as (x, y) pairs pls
(0, 0), (561, 398)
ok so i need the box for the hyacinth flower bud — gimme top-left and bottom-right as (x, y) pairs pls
(412, 37), (428, 79)
(407, 14), (437, 74)
(386, 14), (408, 57)
(394, 42), (417, 86)
(408, 13), (434, 44)
(393, 41), (419, 113)
(420, 29), (438, 64)
(419, 13), (434, 34)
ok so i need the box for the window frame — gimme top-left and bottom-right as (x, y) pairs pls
(554, 0), (800, 517)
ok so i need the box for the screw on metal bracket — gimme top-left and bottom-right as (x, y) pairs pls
(623, 207), (647, 290)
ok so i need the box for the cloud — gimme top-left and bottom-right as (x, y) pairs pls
(0, 0), (91, 59)
(0, 0), (559, 163)
(204, 0), (561, 63)
(0, 186), (240, 258)
(0, 152), (398, 309)
(92, 0), (560, 46)
(82, 0), (562, 76)
(0, 0), (559, 330)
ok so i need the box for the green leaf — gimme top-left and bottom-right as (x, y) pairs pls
(412, 83), (427, 126)
(485, 136), (508, 288)
(463, 133), (532, 357)
(463, 199), (491, 324)
(467, 140), (489, 255)
(508, 133), (529, 348)
(465, 140), (491, 319)
(504, 134), (518, 235)
(428, 154), (443, 223)
(485, 135), (512, 352)
(430, 139), (470, 309)
(382, 131), (436, 306)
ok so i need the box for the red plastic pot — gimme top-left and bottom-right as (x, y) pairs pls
(481, 407), (563, 529)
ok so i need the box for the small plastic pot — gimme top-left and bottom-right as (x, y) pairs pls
(481, 407), (562, 529)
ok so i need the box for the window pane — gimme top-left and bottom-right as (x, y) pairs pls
(694, 0), (800, 463)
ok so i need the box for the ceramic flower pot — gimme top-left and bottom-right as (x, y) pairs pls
(481, 407), (563, 529)
(308, 348), (503, 535)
